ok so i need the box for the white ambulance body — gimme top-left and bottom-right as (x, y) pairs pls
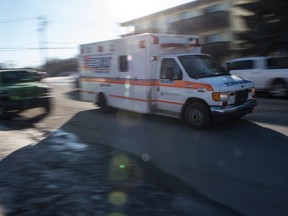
(79, 33), (257, 129)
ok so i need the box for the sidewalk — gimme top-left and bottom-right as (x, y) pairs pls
(0, 129), (238, 216)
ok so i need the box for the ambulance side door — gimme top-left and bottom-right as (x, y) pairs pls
(156, 58), (183, 115)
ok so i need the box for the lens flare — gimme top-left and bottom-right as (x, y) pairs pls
(109, 154), (130, 181)
(108, 191), (128, 206)
(141, 153), (150, 162)
(116, 109), (142, 127)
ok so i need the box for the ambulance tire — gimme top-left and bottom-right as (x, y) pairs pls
(97, 94), (111, 113)
(185, 102), (211, 130)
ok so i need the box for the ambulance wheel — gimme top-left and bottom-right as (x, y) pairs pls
(185, 102), (211, 129)
(97, 94), (111, 112)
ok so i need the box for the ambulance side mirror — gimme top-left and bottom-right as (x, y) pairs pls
(225, 63), (231, 73)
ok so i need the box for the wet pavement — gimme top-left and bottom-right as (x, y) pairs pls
(0, 128), (239, 216)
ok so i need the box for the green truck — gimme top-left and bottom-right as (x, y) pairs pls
(0, 69), (52, 119)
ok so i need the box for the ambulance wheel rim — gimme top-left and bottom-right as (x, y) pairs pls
(189, 108), (203, 125)
(185, 102), (211, 129)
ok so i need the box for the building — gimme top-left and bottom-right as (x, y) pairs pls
(120, 0), (251, 62)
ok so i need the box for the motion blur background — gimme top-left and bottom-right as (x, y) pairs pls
(1, 0), (287, 77)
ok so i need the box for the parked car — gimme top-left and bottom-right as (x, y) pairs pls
(0, 69), (52, 118)
(35, 71), (48, 81)
(224, 56), (288, 97)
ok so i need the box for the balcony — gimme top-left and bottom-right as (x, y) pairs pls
(171, 11), (230, 34)
(202, 42), (231, 59)
(121, 27), (166, 37)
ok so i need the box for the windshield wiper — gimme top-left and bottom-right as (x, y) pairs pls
(192, 72), (208, 77)
(192, 72), (217, 79)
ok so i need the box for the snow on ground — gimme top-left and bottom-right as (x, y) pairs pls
(42, 75), (78, 84)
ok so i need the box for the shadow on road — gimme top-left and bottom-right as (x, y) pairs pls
(65, 89), (81, 101)
(0, 108), (287, 215)
(0, 112), (50, 131)
(255, 91), (288, 100)
(0, 110), (244, 215)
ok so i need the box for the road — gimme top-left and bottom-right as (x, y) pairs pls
(1, 79), (288, 216)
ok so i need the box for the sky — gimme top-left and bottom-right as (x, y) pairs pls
(0, 0), (192, 68)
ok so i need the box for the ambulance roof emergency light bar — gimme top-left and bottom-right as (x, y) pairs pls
(138, 36), (201, 50)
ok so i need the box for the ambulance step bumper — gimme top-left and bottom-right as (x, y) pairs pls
(210, 99), (257, 119)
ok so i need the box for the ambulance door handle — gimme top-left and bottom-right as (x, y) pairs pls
(157, 87), (160, 92)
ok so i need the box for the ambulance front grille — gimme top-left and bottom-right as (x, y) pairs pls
(235, 89), (249, 105)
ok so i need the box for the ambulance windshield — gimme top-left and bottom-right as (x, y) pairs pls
(178, 55), (228, 79)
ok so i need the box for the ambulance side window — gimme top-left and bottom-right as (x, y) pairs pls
(119, 55), (129, 72)
(160, 58), (182, 80)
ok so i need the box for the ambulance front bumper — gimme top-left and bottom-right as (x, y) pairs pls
(210, 99), (257, 119)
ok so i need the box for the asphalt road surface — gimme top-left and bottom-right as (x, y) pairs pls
(1, 80), (288, 216)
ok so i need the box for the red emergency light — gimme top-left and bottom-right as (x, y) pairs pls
(160, 38), (201, 48)
(139, 40), (146, 48)
(151, 36), (159, 44)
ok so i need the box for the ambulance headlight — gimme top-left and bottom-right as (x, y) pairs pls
(212, 92), (229, 101)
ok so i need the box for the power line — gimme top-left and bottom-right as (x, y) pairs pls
(0, 15), (114, 26)
(46, 42), (80, 45)
(0, 17), (35, 23)
(47, 15), (111, 26)
(0, 47), (78, 51)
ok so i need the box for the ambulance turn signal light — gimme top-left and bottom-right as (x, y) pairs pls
(212, 92), (229, 102)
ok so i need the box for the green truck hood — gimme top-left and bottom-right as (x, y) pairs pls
(0, 82), (48, 100)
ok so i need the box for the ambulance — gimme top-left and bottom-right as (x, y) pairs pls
(78, 33), (257, 129)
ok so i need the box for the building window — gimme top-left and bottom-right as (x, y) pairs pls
(119, 55), (129, 72)
(205, 33), (223, 43)
(80, 47), (84, 54)
(205, 4), (224, 14)
(86, 46), (92, 54)
(167, 14), (178, 22)
(181, 11), (190, 20)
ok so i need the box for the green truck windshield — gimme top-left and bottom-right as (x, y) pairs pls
(178, 55), (228, 79)
(0, 71), (35, 83)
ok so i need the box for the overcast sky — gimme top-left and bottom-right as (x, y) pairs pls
(0, 0), (192, 68)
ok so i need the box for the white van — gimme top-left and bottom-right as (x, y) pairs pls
(78, 33), (257, 129)
(225, 56), (288, 97)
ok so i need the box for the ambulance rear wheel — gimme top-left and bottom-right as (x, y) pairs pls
(185, 102), (211, 129)
(97, 94), (111, 112)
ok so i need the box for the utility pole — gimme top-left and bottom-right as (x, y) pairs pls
(38, 16), (48, 70)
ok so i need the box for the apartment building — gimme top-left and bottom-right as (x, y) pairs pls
(120, 0), (251, 62)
